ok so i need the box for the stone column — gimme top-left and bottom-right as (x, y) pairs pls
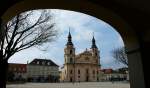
(127, 49), (145, 88)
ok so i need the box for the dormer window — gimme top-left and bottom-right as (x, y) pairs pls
(37, 61), (39, 64)
(42, 61), (45, 65)
(48, 62), (51, 65)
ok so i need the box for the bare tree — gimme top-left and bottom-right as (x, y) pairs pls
(0, 10), (57, 88)
(112, 47), (128, 67)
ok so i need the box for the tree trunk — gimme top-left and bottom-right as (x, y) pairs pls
(0, 60), (8, 88)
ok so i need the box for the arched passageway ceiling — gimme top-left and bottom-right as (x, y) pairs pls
(2, 0), (139, 51)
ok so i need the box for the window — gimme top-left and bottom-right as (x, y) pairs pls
(9, 68), (12, 71)
(42, 61), (45, 65)
(70, 77), (73, 82)
(95, 52), (97, 56)
(70, 70), (72, 74)
(86, 69), (89, 74)
(97, 70), (99, 74)
(14, 68), (16, 71)
(70, 58), (73, 63)
(22, 68), (25, 71)
(19, 68), (21, 71)
(48, 62), (51, 65)
(78, 69), (80, 74)
(37, 61), (39, 64)
(70, 50), (72, 54)
(93, 76), (95, 79)
(93, 70), (95, 74)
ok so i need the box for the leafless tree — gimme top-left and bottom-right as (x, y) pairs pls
(0, 10), (57, 88)
(112, 47), (128, 67)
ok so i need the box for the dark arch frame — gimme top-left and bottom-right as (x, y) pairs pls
(1, 0), (146, 88)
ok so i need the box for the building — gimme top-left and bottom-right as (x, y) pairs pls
(8, 63), (27, 82)
(60, 31), (101, 82)
(27, 59), (59, 82)
(99, 68), (129, 81)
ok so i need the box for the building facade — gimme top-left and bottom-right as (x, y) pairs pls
(99, 68), (129, 81)
(27, 59), (59, 82)
(8, 63), (27, 82)
(60, 31), (101, 82)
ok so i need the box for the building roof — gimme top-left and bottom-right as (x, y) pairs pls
(28, 58), (59, 67)
(101, 69), (113, 74)
(76, 49), (92, 57)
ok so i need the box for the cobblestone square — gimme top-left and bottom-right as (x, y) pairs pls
(7, 82), (130, 88)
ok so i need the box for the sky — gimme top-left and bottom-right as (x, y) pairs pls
(8, 9), (125, 69)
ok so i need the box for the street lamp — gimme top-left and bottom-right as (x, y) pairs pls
(73, 56), (75, 84)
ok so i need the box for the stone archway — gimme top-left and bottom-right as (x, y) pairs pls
(1, 0), (145, 88)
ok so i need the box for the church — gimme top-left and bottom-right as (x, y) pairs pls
(60, 31), (101, 82)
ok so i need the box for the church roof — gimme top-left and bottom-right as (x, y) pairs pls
(91, 36), (97, 48)
(66, 30), (73, 46)
(76, 49), (92, 58)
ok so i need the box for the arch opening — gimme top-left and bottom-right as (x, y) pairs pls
(5, 9), (130, 87)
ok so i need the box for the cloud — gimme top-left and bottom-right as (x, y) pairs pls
(101, 56), (114, 65)
(73, 28), (93, 41)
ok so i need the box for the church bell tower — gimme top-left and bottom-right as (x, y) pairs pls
(91, 35), (100, 66)
(64, 30), (75, 64)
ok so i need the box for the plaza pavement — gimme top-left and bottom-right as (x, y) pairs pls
(7, 82), (130, 88)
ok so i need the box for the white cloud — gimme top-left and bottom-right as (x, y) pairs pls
(101, 56), (114, 65)
(73, 28), (93, 41)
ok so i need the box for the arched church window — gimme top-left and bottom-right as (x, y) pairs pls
(93, 70), (95, 74)
(95, 52), (97, 56)
(70, 50), (72, 54)
(70, 58), (73, 63)
(86, 69), (89, 74)
(70, 69), (73, 74)
(78, 69), (80, 74)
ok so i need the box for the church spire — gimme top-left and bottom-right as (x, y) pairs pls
(91, 33), (97, 48)
(66, 28), (73, 46)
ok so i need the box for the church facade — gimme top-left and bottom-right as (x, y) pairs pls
(60, 31), (101, 82)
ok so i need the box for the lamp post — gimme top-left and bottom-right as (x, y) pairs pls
(73, 56), (75, 84)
